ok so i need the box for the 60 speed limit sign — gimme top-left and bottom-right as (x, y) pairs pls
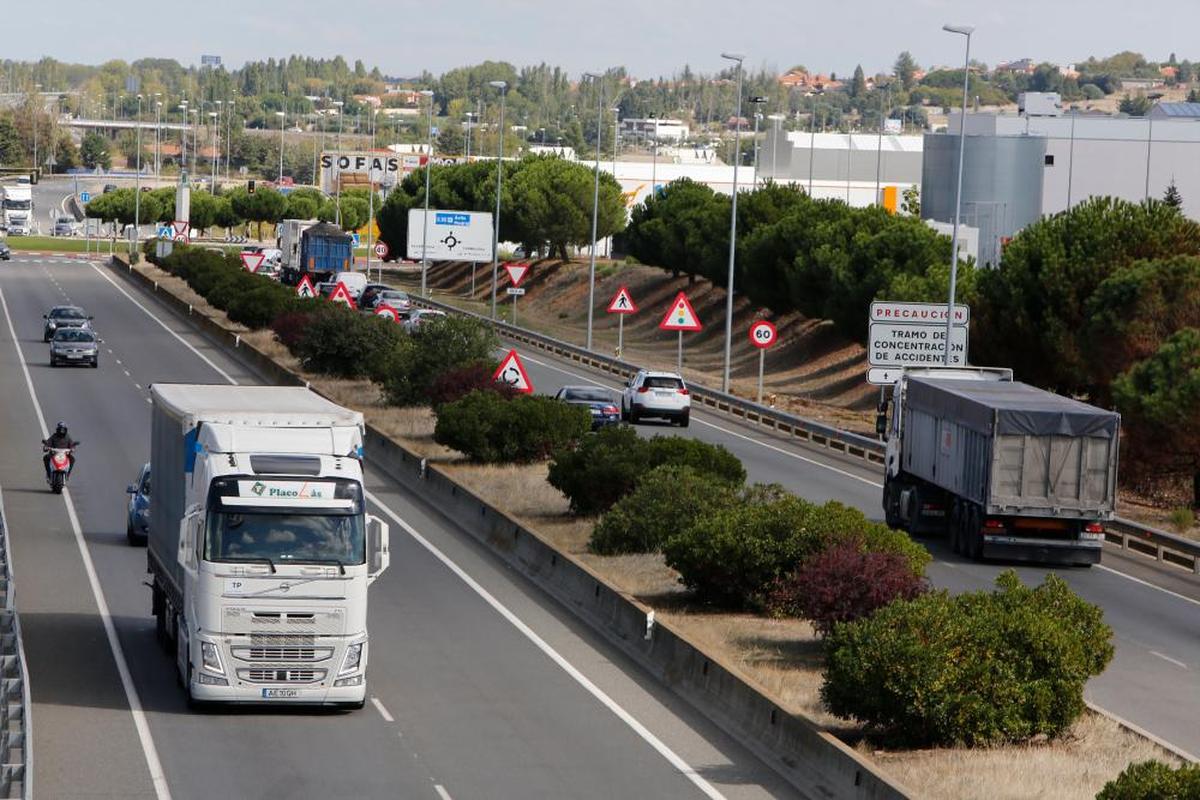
(748, 320), (778, 349)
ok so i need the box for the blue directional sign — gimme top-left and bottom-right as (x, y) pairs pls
(79, 191), (91, 203)
(351, 232), (361, 247)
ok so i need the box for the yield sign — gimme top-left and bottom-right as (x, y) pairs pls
(606, 285), (638, 315)
(659, 291), (702, 331)
(492, 349), (534, 394)
(296, 275), (317, 298)
(374, 303), (401, 322)
(240, 251), (265, 273)
(172, 220), (190, 238)
(504, 261), (530, 288)
(327, 281), (358, 310)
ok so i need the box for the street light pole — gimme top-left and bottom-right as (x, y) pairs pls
(874, 87), (886, 204)
(720, 51), (745, 393)
(276, 110), (285, 183)
(650, 113), (658, 196)
(420, 89), (434, 296)
(943, 22), (975, 365)
(133, 94), (142, 256)
(154, 96), (162, 183)
(465, 112), (474, 161)
(808, 107), (818, 195)
(210, 111), (218, 190)
(749, 97), (766, 186)
(333, 100), (344, 225)
(584, 72), (604, 351)
(489, 80), (507, 319)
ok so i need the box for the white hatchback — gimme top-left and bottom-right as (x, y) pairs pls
(621, 370), (691, 427)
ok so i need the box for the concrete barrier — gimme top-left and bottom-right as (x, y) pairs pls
(0, 488), (31, 800)
(108, 255), (913, 798)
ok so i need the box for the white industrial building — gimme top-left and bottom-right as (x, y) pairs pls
(620, 117), (690, 143)
(760, 129), (924, 207)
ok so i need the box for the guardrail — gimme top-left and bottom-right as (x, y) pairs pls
(409, 292), (1200, 577)
(0, 491), (31, 799)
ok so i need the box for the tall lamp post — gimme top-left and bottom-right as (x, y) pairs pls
(419, 89), (434, 296)
(720, 51), (745, 393)
(465, 112), (475, 161)
(488, 80), (507, 319)
(942, 23), (974, 365)
(133, 93), (143, 256)
(584, 72), (604, 350)
(649, 112), (658, 196)
(275, 110), (285, 183)
(209, 110), (218, 190)
(749, 96), (767, 186)
(332, 100), (344, 225)
(154, 96), (162, 182)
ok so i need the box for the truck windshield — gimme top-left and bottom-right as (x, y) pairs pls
(204, 510), (365, 566)
(3, 200), (31, 210)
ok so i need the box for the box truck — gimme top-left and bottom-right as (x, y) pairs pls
(879, 367), (1119, 565)
(148, 384), (389, 707)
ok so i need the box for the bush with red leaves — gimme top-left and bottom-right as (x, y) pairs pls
(428, 362), (516, 409)
(767, 539), (928, 636)
(271, 309), (319, 353)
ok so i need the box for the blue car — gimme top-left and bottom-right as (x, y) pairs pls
(554, 386), (621, 430)
(125, 462), (150, 546)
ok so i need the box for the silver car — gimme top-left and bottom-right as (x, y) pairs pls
(43, 305), (92, 342)
(49, 328), (99, 368)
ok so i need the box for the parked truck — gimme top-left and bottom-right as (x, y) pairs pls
(148, 383), (390, 707)
(1, 182), (34, 235)
(277, 219), (354, 287)
(879, 367), (1119, 565)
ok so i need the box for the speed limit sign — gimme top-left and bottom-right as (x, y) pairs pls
(373, 240), (389, 259)
(749, 320), (778, 349)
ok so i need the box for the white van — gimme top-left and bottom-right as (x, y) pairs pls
(318, 271), (369, 301)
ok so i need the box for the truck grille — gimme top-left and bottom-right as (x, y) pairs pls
(232, 645), (333, 663)
(238, 668), (326, 684)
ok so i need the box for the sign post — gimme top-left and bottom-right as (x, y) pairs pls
(606, 285), (638, 357)
(866, 301), (970, 385)
(748, 319), (778, 404)
(658, 291), (703, 373)
(503, 262), (530, 325)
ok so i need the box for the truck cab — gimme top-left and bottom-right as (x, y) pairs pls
(2, 184), (34, 235)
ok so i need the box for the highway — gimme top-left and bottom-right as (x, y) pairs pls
(0, 255), (799, 800)
(506, 331), (1200, 760)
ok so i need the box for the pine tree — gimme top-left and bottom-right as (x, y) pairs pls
(1164, 179), (1184, 210)
(850, 65), (866, 98)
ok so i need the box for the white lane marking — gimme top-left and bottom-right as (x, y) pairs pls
(87, 264), (238, 385)
(434, 786), (453, 800)
(1151, 651), (1189, 669)
(367, 493), (727, 800)
(520, 351), (882, 488)
(0, 284), (173, 800)
(370, 697), (395, 722)
(1096, 564), (1200, 609)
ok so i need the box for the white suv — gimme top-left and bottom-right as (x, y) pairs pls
(621, 370), (691, 427)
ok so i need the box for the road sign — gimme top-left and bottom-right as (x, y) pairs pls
(749, 320), (778, 349)
(504, 261), (530, 287)
(606, 285), (638, 314)
(240, 252), (265, 273)
(506, 287), (526, 296)
(373, 240), (389, 259)
(157, 225), (173, 239)
(296, 275), (317, 298)
(79, 191), (90, 203)
(659, 291), (702, 332)
(406, 209), (495, 262)
(867, 367), (907, 386)
(374, 304), (401, 322)
(493, 350), (534, 394)
(172, 220), (190, 238)
(868, 321), (969, 368)
(870, 300), (969, 326)
(174, 235), (188, 243)
(327, 281), (357, 309)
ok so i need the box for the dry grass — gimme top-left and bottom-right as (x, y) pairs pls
(442, 462), (571, 518)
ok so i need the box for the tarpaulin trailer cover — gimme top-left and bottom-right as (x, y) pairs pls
(906, 376), (1119, 438)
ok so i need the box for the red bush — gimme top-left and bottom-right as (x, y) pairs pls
(271, 310), (318, 353)
(766, 539), (928, 635)
(428, 362), (517, 409)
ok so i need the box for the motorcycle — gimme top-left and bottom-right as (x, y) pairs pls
(45, 446), (75, 494)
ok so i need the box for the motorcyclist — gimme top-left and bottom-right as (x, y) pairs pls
(42, 422), (78, 482)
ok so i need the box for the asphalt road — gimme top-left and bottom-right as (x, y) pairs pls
(0, 255), (800, 800)
(506, 337), (1200, 760)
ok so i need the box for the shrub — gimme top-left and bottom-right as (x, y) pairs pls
(374, 315), (499, 405)
(295, 307), (402, 379)
(766, 539), (928, 635)
(590, 466), (741, 555)
(227, 285), (292, 329)
(547, 428), (746, 515)
(1096, 760), (1200, 800)
(434, 391), (591, 463)
(271, 308), (321, 353)
(427, 361), (515, 410)
(821, 571), (1114, 746)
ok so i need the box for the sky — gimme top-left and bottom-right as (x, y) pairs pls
(5, 0), (1200, 81)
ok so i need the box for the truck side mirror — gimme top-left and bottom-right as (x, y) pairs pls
(367, 515), (390, 582)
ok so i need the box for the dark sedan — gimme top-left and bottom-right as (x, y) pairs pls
(554, 385), (621, 430)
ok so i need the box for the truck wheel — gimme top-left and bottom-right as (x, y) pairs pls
(949, 500), (963, 555)
(967, 506), (984, 560)
(883, 480), (903, 529)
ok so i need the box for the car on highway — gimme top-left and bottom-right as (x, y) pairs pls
(49, 327), (99, 368)
(125, 462), (150, 546)
(42, 305), (93, 342)
(0, 240), (9, 260)
(621, 370), (691, 427)
(102, 183), (118, 194)
(404, 308), (447, 333)
(358, 283), (395, 310)
(318, 271), (369, 301)
(369, 289), (412, 312)
(53, 216), (79, 236)
(553, 386), (621, 430)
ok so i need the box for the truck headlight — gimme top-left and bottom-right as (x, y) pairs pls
(339, 643), (363, 676)
(200, 641), (224, 675)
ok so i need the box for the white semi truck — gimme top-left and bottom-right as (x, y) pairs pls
(1, 182), (34, 235)
(148, 384), (390, 707)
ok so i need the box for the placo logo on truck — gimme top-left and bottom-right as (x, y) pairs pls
(240, 481), (329, 499)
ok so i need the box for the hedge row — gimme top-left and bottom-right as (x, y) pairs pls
(149, 243), (301, 329)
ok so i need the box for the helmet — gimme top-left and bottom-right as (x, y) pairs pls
(55, 422), (67, 436)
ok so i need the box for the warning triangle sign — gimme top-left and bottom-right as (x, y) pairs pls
(296, 275), (317, 298)
(374, 303), (400, 322)
(658, 291), (702, 331)
(504, 261), (530, 288)
(492, 349), (534, 394)
(327, 281), (357, 310)
(606, 285), (638, 315)
(240, 252), (265, 273)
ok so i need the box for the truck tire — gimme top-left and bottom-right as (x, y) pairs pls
(883, 479), (903, 529)
(949, 500), (963, 555)
(966, 505), (984, 560)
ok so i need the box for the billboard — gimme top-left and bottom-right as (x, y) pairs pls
(320, 151), (402, 193)
(200, 55), (222, 67)
(407, 209), (494, 262)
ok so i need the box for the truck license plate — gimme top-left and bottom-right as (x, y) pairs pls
(262, 688), (300, 699)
